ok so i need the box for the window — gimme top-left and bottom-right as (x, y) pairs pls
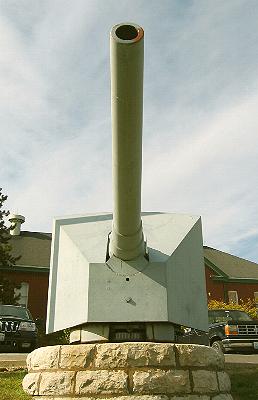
(0, 305), (30, 319)
(228, 290), (238, 304)
(208, 309), (252, 324)
(15, 282), (29, 307)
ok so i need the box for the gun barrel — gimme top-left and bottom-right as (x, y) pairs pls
(110, 23), (145, 260)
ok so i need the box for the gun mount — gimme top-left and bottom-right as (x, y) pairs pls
(46, 23), (208, 343)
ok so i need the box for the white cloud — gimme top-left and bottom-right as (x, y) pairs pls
(143, 89), (258, 259)
(1, 0), (258, 263)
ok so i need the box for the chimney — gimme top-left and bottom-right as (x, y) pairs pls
(9, 214), (25, 236)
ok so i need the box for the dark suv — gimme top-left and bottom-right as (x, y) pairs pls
(0, 304), (37, 352)
(209, 309), (258, 353)
(177, 309), (258, 353)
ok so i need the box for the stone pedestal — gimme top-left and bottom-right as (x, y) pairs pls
(23, 343), (233, 400)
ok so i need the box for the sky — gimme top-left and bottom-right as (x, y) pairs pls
(1, 0), (258, 263)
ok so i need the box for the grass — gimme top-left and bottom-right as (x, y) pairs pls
(1, 368), (258, 399)
(227, 366), (258, 400)
(0, 371), (31, 400)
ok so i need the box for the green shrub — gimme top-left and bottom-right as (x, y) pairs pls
(208, 298), (257, 319)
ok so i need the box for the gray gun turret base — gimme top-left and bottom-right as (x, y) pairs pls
(70, 322), (176, 343)
(47, 212), (208, 341)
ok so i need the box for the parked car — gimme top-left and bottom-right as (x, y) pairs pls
(208, 309), (258, 353)
(177, 308), (258, 353)
(0, 304), (37, 352)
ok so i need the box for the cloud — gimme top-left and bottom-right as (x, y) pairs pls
(1, 0), (258, 263)
(143, 89), (258, 259)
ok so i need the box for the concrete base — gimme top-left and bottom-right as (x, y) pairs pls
(23, 342), (233, 399)
(70, 322), (176, 343)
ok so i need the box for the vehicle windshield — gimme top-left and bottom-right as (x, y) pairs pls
(208, 310), (253, 324)
(0, 305), (30, 319)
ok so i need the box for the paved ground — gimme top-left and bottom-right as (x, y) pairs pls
(225, 353), (258, 365)
(0, 353), (28, 369)
(0, 353), (28, 361)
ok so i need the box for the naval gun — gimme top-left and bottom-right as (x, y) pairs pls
(47, 23), (208, 343)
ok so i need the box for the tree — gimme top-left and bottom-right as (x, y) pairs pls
(0, 188), (20, 304)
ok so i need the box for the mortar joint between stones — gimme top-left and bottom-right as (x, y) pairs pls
(72, 370), (78, 395)
(188, 369), (195, 393)
(90, 344), (98, 369)
(173, 344), (181, 368)
(57, 345), (62, 369)
(127, 367), (134, 394)
(37, 372), (42, 396)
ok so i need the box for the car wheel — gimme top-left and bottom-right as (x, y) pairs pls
(211, 340), (224, 354)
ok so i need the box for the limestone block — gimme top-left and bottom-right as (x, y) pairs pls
(39, 371), (75, 396)
(36, 398), (86, 400)
(133, 369), (190, 394)
(75, 370), (128, 395)
(170, 397), (210, 400)
(35, 397), (168, 400)
(28, 345), (60, 371)
(22, 372), (40, 395)
(192, 370), (218, 394)
(217, 371), (231, 393)
(23, 343), (232, 400)
(35, 398), (87, 400)
(94, 342), (176, 369)
(59, 344), (95, 369)
(106, 397), (168, 400)
(116, 397), (169, 400)
(175, 344), (224, 369)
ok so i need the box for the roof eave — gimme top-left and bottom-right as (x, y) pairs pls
(212, 276), (258, 284)
(0, 265), (49, 273)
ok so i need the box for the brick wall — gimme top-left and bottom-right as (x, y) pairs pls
(3, 270), (49, 321)
(205, 264), (258, 303)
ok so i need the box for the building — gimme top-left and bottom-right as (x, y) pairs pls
(204, 246), (258, 306)
(1, 215), (50, 322)
(2, 214), (258, 323)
